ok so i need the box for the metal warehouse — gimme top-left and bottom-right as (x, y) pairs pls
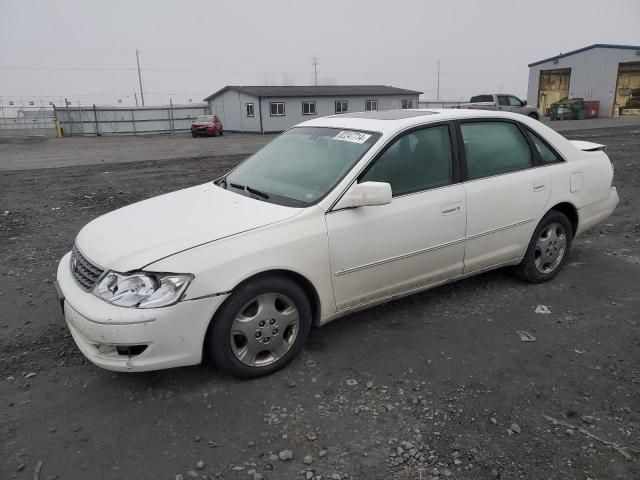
(204, 85), (422, 133)
(527, 43), (640, 118)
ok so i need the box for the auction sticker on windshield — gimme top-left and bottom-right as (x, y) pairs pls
(333, 131), (372, 144)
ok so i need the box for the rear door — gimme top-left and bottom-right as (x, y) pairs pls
(326, 123), (466, 310)
(459, 120), (550, 273)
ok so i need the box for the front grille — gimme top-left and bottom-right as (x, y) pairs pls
(70, 245), (104, 291)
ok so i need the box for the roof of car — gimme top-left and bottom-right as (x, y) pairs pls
(299, 108), (530, 134)
(203, 85), (422, 101)
(330, 110), (438, 120)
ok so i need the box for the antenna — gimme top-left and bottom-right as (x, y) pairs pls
(312, 56), (319, 86)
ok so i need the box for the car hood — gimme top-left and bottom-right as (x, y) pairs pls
(76, 183), (302, 272)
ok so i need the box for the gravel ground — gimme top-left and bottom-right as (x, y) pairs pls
(0, 133), (273, 171)
(1, 126), (639, 480)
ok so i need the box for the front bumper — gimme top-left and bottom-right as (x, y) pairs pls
(56, 252), (229, 372)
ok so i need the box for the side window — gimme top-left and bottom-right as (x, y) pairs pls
(527, 130), (562, 164)
(360, 125), (453, 196)
(497, 95), (510, 106)
(508, 96), (523, 106)
(246, 103), (254, 117)
(461, 122), (532, 180)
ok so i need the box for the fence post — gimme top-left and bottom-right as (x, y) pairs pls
(131, 109), (136, 135)
(169, 98), (175, 133)
(93, 104), (100, 136)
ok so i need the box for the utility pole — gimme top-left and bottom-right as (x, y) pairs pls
(312, 56), (319, 86)
(136, 49), (145, 106)
(436, 59), (441, 101)
(134, 92), (139, 107)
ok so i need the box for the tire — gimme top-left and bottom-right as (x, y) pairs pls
(213, 129), (219, 137)
(516, 210), (573, 283)
(528, 112), (539, 120)
(219, 129), (223, 136)
(207, 275), (312, 378)
(191, 132), (197, 138)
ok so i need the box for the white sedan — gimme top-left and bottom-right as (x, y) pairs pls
(55, 109), (618, 378)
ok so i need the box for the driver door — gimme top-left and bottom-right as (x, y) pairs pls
(325, 124), (467, 311)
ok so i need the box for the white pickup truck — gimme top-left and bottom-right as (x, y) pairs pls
(459, 94), (540, 120)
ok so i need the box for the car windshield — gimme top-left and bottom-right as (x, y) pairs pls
(196, 115), (214, 122)
(225, 126), (380, 207)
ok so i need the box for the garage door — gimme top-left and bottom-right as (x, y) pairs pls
(615, 62), (640, 116)
(537, 69), (571, 117)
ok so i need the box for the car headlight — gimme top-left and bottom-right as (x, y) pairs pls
(94, 272), (192, 308)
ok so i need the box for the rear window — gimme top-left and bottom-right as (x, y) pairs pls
(527, 130), (562, 164)
(470, 95), (494, 103)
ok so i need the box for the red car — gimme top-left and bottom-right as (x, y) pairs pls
(191, 114), (223, 137)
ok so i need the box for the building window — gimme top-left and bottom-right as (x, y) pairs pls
(246, 103), (254, 117)
(401, 99), (414, 109)
(302, 101), (316, 115)
(335, 100), (348, 114)
(365, 99), (378, 111)
(270, 102), (285, 116)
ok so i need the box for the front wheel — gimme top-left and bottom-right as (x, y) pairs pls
(207, 275), (312, 378)
(191, 132), (197, 138)
(516, 210), (572, 283)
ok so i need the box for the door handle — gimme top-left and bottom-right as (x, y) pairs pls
(441, 203), (461, 215)
(533, 183), (547, 192)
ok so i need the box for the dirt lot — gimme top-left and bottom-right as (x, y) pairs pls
(0, 133), (273, 171)
(1, 127), (639, 480)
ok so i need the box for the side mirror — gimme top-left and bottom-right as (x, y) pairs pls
(522, 100), (528, 106)
(334, 181), (392, 210)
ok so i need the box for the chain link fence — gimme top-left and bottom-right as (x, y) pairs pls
(0, 106), (56, 137)
(54, 104), (210, 136)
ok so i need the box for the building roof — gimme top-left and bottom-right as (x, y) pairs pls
(203, 85), (422, 101)
(528, 43), (640, 67)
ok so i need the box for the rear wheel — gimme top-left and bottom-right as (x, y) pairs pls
(516, 210), (572, 283)
(207, 275), (312, 378)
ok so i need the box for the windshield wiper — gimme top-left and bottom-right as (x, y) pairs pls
(229, 182), (270, 199)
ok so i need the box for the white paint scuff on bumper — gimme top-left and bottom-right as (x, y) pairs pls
(576, 187), (619, 236)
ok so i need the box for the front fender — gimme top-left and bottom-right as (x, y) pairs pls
(145, 207), (336, 318)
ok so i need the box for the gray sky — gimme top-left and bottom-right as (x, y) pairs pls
(1, 0), (639, 109)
